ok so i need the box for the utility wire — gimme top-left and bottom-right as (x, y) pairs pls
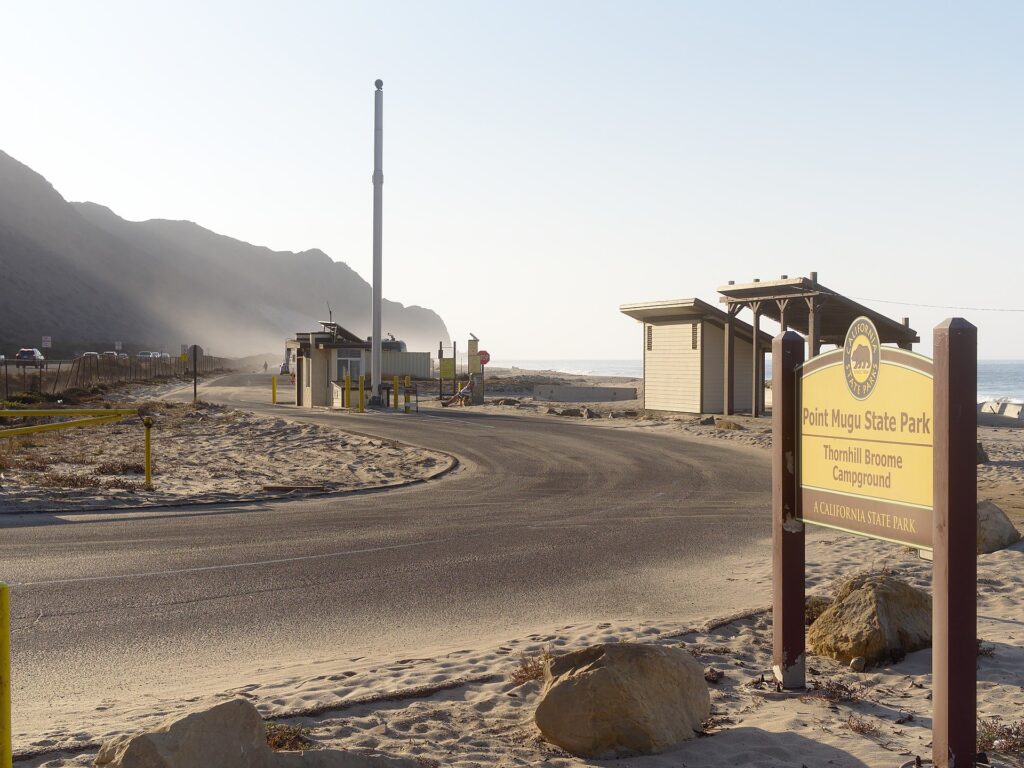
(850, 296), (1024, 313)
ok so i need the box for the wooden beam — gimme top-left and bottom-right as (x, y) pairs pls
(932, 318), (978, 767)
(751, 306), (761, 417)
(772, 330), (805, 689)
(723, 314), (735, 416)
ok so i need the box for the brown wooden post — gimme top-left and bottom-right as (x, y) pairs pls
(772, 330), (805, 689)
(806, 296), (820, 357)
(723, 309), (736, 415)
(751, 303), (761, 417)
(777, 298), (789, 332)
(932, 318), (977, 768)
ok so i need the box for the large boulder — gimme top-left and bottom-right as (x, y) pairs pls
(94, 699), (418, 768)
(807, 573), (931, 667)
(534, 643), (710, 758)
(978, 500), (1022, 554)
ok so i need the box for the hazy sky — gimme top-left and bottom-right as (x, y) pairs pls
(3, 1), (1022, 359)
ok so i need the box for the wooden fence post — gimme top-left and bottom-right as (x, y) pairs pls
(932, 318), (977, 767)
(772, 330), (805, 689)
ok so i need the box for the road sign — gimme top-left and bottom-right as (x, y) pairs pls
(798, 317), (933, 549)
(439, 358), (455, 379)
(478, 350), (490, 366)
(41, 336), (51, 349)
(179, 353), (187, 363)
(114, 341), (122, 351)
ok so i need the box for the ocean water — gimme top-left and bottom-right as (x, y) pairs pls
(499, 359), (1024, 403)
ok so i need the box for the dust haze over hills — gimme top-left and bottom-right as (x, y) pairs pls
(0, 150), (450, 360)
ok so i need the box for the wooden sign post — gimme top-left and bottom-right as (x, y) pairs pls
(772, 317), (977, 767)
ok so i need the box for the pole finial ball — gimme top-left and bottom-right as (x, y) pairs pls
(375, 79), (383, 90)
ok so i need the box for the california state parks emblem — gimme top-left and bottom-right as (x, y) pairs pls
(843, 316), (880, 400)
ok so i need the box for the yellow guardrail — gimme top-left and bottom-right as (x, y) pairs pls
(0, 409), (152, 489)
(1, 581), (10, 768)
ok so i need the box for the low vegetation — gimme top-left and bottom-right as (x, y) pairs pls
(508, 647), (555, 685)
(265, 723), (319, 751)
(845, 713), (880, 736)
(978, 717), (1024, 755)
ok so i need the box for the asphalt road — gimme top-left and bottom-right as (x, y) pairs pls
(1, 374), (771, 744)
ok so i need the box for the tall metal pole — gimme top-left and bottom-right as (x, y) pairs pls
(371, 79), (384, 403)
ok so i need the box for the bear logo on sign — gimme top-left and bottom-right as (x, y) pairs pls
(843, 317), (880, 400)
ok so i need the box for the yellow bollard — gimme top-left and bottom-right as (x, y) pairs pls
(344, 373), (351, 409)
(272, 375), (277, 404)
(358, 375), (365, 413)
(143, 416), (153, 489)
(404, 375), (411, 388)
(393, 375), (399, 409)
(1, 581), (10, 768)
(404, 388), (411, 413)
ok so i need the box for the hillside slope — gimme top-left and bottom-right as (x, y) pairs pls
(0, 150), (450, 358)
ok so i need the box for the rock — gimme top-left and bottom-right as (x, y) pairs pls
(698, 416), (715, 426)
(95, 699), (267, 768)
(534, 643), (710, 758)
(580, 407), (601, 419)
(714, 417), (744, 430)
(807, 573), (931, 667)
(850, 656), (866, 672)
(493, 398), (520, 406)
(94, 699), (418, 768)
(977, 500), (1022, 554)
(558, 408), (582, 418)
(545, 407), (559, 415)
(977, 441), (990, 464)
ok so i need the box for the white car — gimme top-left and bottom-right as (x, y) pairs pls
(136, 351), (154, 361)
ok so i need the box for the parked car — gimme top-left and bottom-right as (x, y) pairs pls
(101, 351), (118, 359)
(160, 352), (171, 361)
(82, 351), (99, 359)
(136, 351), (154, 360)
(15, 348), (45, 368)
(117, 353), (129, 361)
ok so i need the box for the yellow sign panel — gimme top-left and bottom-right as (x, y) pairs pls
(800, 317), (933, 549)
(469, 354), (481, 374)
(439, 358), (455, 379)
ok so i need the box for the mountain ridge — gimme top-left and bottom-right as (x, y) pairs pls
(0, 149), (450, 358)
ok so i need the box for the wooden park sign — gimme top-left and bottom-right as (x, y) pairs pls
(772, 317), (977, 768)
(800, 318), (934, 550)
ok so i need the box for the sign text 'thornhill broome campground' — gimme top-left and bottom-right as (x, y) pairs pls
(799, 317), (933, 549)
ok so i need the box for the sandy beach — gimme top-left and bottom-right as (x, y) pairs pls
(0, 383), (454, 513)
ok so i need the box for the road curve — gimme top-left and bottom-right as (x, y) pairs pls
(1, 373), (771, 747)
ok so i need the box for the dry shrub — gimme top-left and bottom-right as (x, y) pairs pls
(802, 679), (861, 703)
(35, 472), (104, 489)
(977, 638), (996, 658)
(508, 647), (554, 685)
(846, 713), (880, 736)
(103, 478), (141, 491)
(265, 723), (318, 751)
(978, 717), (1024, 755)
(94, 460), (145, 475)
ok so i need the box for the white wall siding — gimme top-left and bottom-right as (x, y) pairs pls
(644, 322), (702, 413)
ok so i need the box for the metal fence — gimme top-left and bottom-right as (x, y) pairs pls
(1, 354), (231, 400)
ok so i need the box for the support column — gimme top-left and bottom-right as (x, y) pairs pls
(932, 318), (977, 767)
(777, 298), (789, 332)
(751, 303), (761, 417)
(772, 330), (805, 689)
(723, 310), (736, 416)
(806, 296), (820, 358)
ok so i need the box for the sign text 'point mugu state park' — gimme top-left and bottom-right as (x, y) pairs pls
(772, 314), (979, 768)
(800, 317), (934, 550)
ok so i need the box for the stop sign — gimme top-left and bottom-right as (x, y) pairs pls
(478, 350), (490, 365)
